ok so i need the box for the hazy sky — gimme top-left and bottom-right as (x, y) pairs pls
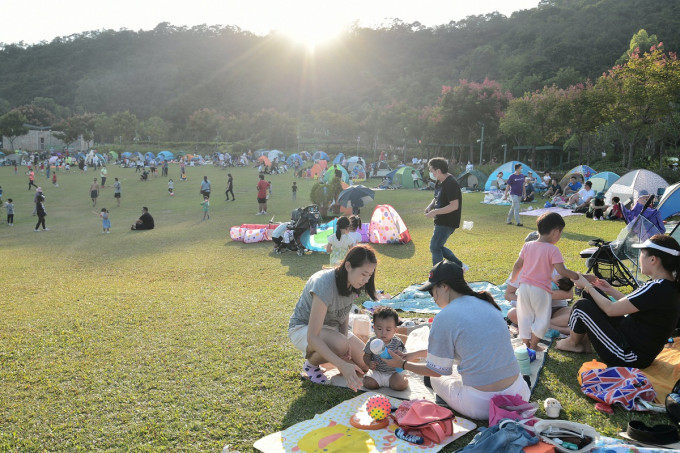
(2, 0), (539, 46)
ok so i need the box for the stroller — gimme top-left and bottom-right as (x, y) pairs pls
(580, 196), (662, 290)
(273, 205), (321, 256)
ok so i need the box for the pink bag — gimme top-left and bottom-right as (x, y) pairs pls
(488, 394), (538, 427)
(392, 399), (455, 444)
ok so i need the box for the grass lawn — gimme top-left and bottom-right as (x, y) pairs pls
(0, 163), (672, 451)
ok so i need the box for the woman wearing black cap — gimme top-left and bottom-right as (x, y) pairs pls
(381, 259), (530, 420)
(557, 234), (680, 368)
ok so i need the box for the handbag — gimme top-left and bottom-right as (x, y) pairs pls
(392, 399), (455, 444)
(488, 394), (539, 427)
(532, 419), (598, 452)
(580, 367), (655, 411)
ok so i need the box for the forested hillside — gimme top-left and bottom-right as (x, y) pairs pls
(0, 0), (679, 165)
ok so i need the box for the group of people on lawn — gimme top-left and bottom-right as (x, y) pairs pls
(288, 157), (680, 421)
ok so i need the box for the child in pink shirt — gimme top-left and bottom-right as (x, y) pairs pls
(511, 212), (579, 350)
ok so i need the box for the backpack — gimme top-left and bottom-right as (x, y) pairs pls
(391, 399), (455, 444)
(580, 367), (655, 411)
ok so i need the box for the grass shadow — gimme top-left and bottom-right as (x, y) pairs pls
(371, 240), (415, 259)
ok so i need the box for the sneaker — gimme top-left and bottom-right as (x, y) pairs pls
(461, 263), (470, 272)
(34, 229), (39, 232)
(506, 222), (513, 225)
(43, 228), (49, 231)
(593, 217), (599, 221)
(262, 211), (267, 214)
(255, 212), (263, 215)
(516, 223), (523, 227)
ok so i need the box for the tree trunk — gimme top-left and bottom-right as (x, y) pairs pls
(627, 143), (634, 170)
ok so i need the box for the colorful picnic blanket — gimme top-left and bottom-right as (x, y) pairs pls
(253, 392), (476, 453)
(364, 281), (513, 317)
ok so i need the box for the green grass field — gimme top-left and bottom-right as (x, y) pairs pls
(0, 163), (671, 451)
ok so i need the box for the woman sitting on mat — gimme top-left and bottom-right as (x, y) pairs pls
(381, 259), (530, 420)
(288, 245), (379, 391)
(557, 234), (680, 368)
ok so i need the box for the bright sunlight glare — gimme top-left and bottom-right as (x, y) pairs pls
(271, 2), (348, 51)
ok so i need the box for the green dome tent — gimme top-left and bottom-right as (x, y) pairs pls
(392, 166), (422, 189)
(323, 164), (350, 184)
(457, 169), (488, 190)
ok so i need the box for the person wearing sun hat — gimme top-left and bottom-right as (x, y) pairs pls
(557, 234), (680, 368)
(380, 259), (530, 420)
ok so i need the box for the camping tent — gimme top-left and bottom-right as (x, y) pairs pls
(604, 169), (668, 205)
(299, 151), (312, 161)
(347, 156), (366, 172)
(588, 171), (619, 194)
(313, 151), (330, 161)
(286, 153), (302, 166)
(371, 161), (392, 178)
(157, 150), (174, 161)
(368, 205), (411, 244)
(309, 163), (324, 178)
(257, 155), (272, 167)
(656, 182), (680, 220)
(484, 161), (539, 191)
(333, 153), (345, 164)
(323, 164), (350, 184)
(349, 164), (367, 180)
(457, 169), (488, 190)
(107, 151), (118, 160)
(558, 165), (597, 189)
(268, 150), (286, 162)
(144, 152), (155, 162)
(392, 166), (422, 189)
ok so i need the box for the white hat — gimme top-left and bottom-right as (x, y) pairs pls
(632, 239), (680, 256)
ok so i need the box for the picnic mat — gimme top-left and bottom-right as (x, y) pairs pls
(364, 281), (513, 318)
(641, 338), (680, 402)
(520, 206), (583, 217)
(253, 392), (476, 453)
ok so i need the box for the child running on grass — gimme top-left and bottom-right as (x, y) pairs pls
(326, 216), (357, 267)
(362, 307), (408, 391)
(510, 212), (579, 350)
(5, 199), (13, 226)
(200, 196), (210, 221)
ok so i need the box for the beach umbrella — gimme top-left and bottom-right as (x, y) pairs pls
(337, 185), (375, 210)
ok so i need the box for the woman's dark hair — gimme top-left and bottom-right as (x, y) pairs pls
(335, 216), (350, 240)
(555, 277), (574, 291)
(436, 262), (500, 310)
(642, 234), (680, 290)
(335, 244), (378, 300)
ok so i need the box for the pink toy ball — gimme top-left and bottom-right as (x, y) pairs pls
(170, 192), (174, 196)
(365, 394), (391, 421)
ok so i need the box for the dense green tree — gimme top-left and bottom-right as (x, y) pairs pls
(111, 111), (139, 143)
(616, 29), (659, 64)
(0, 110), (28, 150)
(52, 113), (96, 148)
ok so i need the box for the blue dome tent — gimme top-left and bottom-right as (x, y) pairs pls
(268, 150), (286, 162)
(286, 153), (302, 166)
(313, 151), (330, 161)
(121, 152), (132, 158)
(588, 171), (619, 194)
(484, 161), (540, 191)
(333, 153), (345, 164)
(157, 151), (174, 161)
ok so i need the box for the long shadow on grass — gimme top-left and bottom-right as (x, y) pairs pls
(561, 231), (609, 243)
(281, 385), (357, 427)
(371, 241), (415, 259)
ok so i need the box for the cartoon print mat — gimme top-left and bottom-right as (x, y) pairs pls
(253, 392), (476, 453)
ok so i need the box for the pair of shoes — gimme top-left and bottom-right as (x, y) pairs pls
(506, 222), (513, 225)
(255, 212), (263, 215)
(593, 217), (599, 221)
(461, 263), (470, 272)
(262, 211), (267, 214)
(516, 223), (523, 227)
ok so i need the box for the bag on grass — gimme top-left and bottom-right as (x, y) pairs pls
(580, 366), (655, 411)
(392, 399), (455, 444)
(488, 394), (539, 427)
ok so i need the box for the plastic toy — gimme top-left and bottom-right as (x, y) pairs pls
(370, 339), (403, 373)
(365, 394), (391, 421)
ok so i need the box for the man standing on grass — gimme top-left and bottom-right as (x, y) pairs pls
(200, 176), (211, 199)
(256, 173), (269, 215)
(424, 157), (466, 269)
(504, 163), (525, 227)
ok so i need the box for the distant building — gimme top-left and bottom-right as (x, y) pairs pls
(2, 124), (92, 152)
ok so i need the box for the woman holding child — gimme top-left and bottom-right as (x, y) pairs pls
(382, 260), (530, 420)
(288, 245), (378, 391)
(557, 234), (680, 368)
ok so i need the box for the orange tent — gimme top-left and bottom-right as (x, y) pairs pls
(318, 159), (328, 170)
(258, 156), (271, 167)
(310, 163), (324, 178)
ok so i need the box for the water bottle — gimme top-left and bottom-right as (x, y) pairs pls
(514, 345), (532, 375)
(370, 339), (403, 373)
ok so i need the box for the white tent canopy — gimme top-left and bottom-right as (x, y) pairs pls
(604, 169), (668, 205)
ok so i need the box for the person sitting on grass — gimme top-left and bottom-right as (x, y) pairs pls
(568, 180), (595, 211)
(542, 179), (562, 199)
(563, 176), (582, 196)
(131, 207), (154, 230)
(522, 179), (535, 202)
(362, 307), (408, 391)
(557, 234), (680, 369)
(605, 196), (624, 220)
(288, 245), (378, 390)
